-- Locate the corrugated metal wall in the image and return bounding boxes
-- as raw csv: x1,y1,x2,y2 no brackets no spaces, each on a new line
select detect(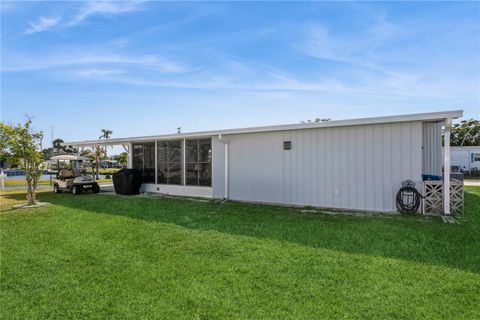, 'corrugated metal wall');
218,121,423,212
422,122,443,175
212,136,225,199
